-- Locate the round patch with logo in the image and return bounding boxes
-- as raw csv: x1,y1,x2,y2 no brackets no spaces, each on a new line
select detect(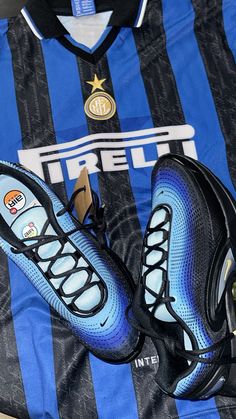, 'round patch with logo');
22,222,38,239
84,92,116,121
4,190,26,214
